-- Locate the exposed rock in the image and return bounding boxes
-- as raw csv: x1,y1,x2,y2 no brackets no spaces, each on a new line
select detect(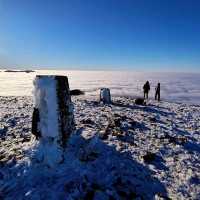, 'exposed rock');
149,117,157,122
143,152,156,163
81,118,95,125
0,126,8,136
135,98,146,105
70,89,85,96
164,134,188,145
